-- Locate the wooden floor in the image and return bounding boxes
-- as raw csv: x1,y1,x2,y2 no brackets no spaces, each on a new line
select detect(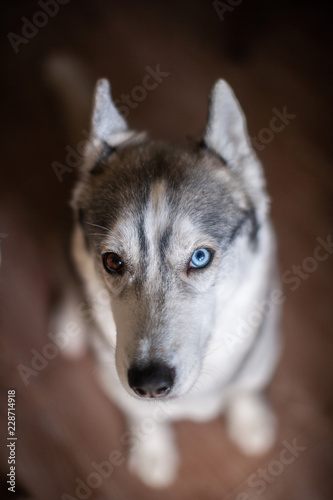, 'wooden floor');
1,1,333,498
